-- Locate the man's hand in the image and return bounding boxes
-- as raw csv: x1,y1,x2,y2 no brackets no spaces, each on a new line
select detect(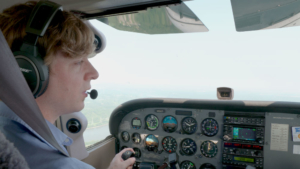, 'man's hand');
108,148,136,169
